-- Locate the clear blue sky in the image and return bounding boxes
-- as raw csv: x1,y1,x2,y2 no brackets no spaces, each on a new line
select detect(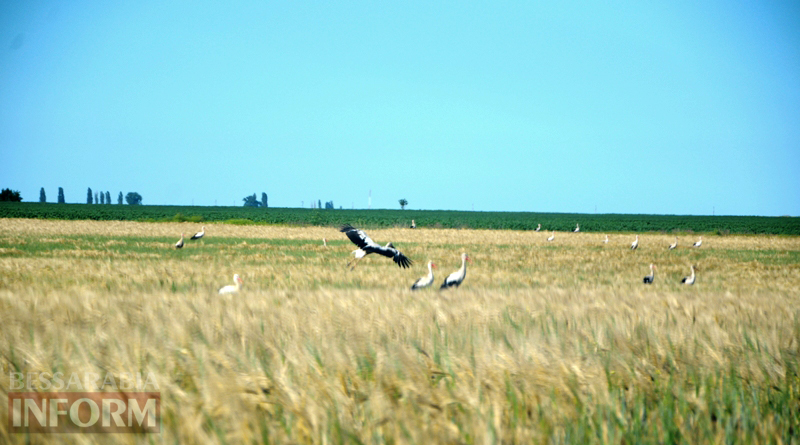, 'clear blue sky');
1,1,798,215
